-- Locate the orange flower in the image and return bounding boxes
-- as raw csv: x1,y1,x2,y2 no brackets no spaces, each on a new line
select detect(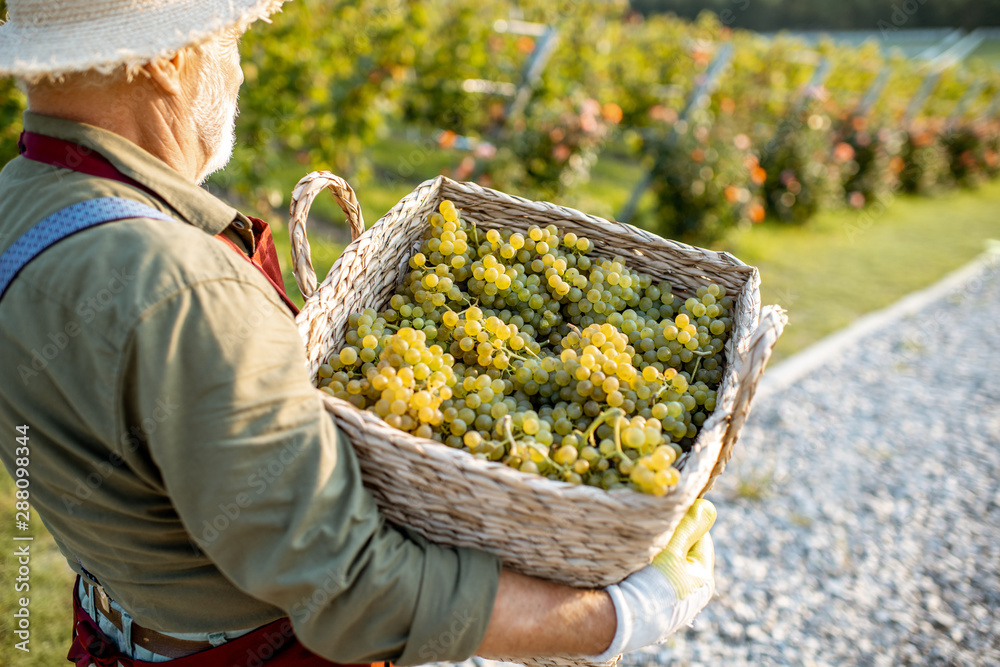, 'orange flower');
552,144,572,162
516,36,535,54
833,142,855,162
751,166,767,185
748,202,765,223
438,130,457,149
725,185,740,203
720,98,736,115
602,102,623,124
691,148,705,163
649,105,678,124
889,156,905,173
454,156,476,180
